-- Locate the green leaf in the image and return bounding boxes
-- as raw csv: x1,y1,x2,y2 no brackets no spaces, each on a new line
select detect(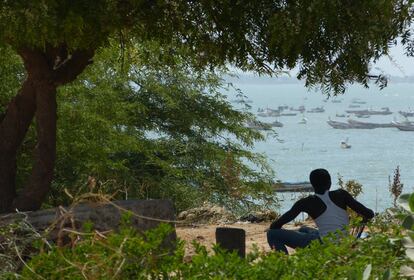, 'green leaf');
400,265,414,277
402,237,414,249
362,264,372,280
402,215,414,230
409,193,414,212
398,194,411,211
405,248,414,261
399,194,410,201
382,269,391,280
